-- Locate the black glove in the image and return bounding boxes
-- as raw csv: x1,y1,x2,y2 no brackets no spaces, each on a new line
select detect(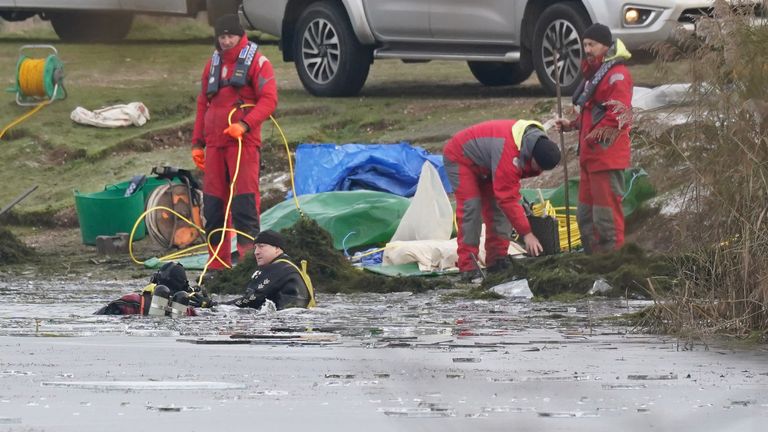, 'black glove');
188,291,216,308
